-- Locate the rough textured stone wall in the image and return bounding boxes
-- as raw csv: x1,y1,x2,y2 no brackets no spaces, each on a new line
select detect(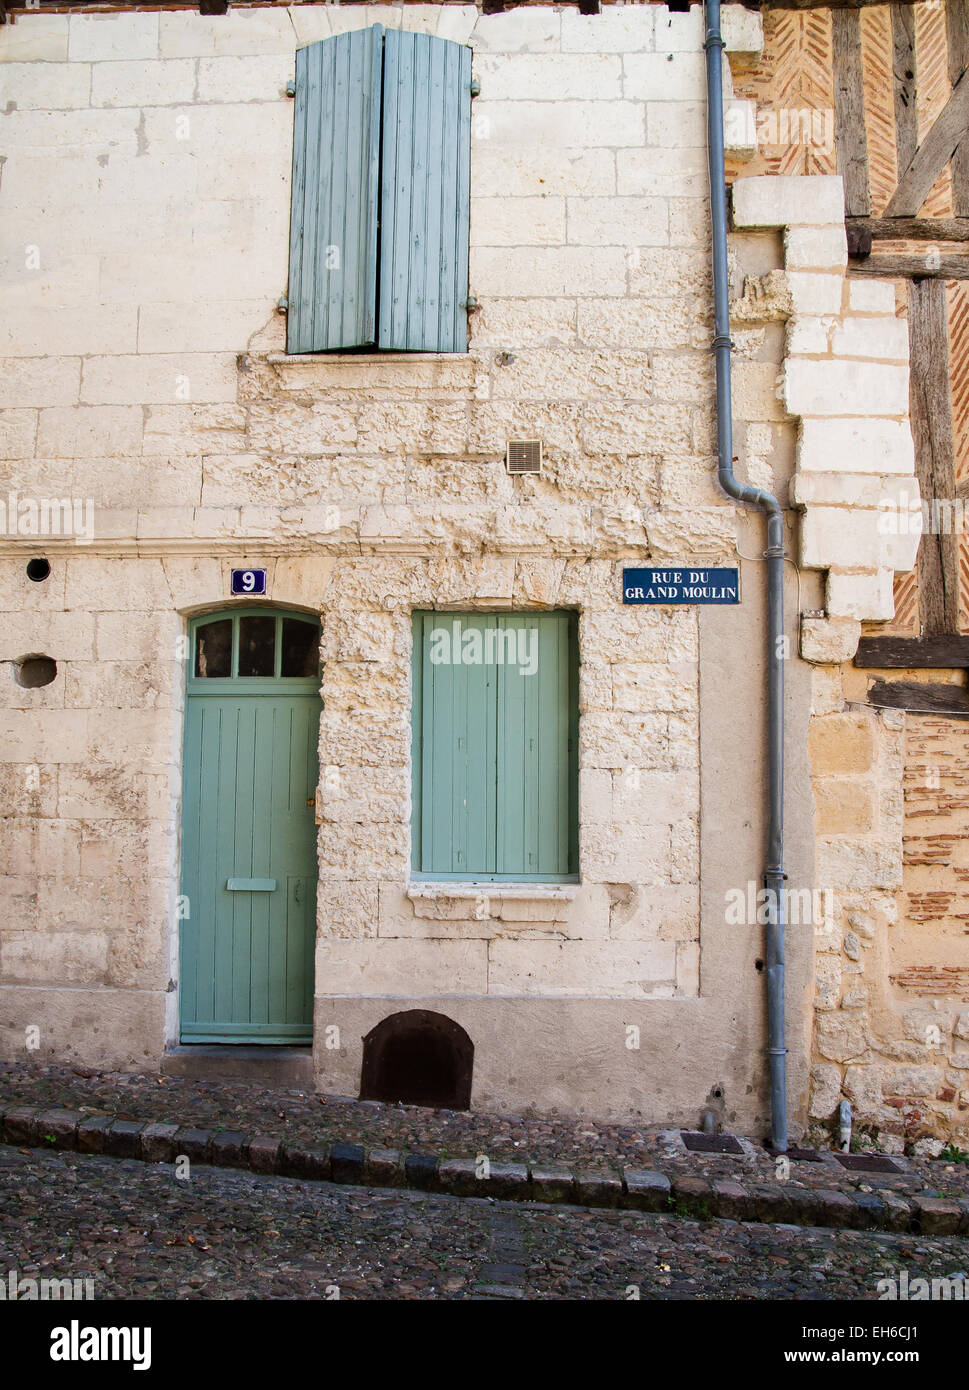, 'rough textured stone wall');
724,173,969,1148
806,659,969,1152
727,165,969,1152
315,553,699,998
0,3,759,1069
0,3,920,1126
